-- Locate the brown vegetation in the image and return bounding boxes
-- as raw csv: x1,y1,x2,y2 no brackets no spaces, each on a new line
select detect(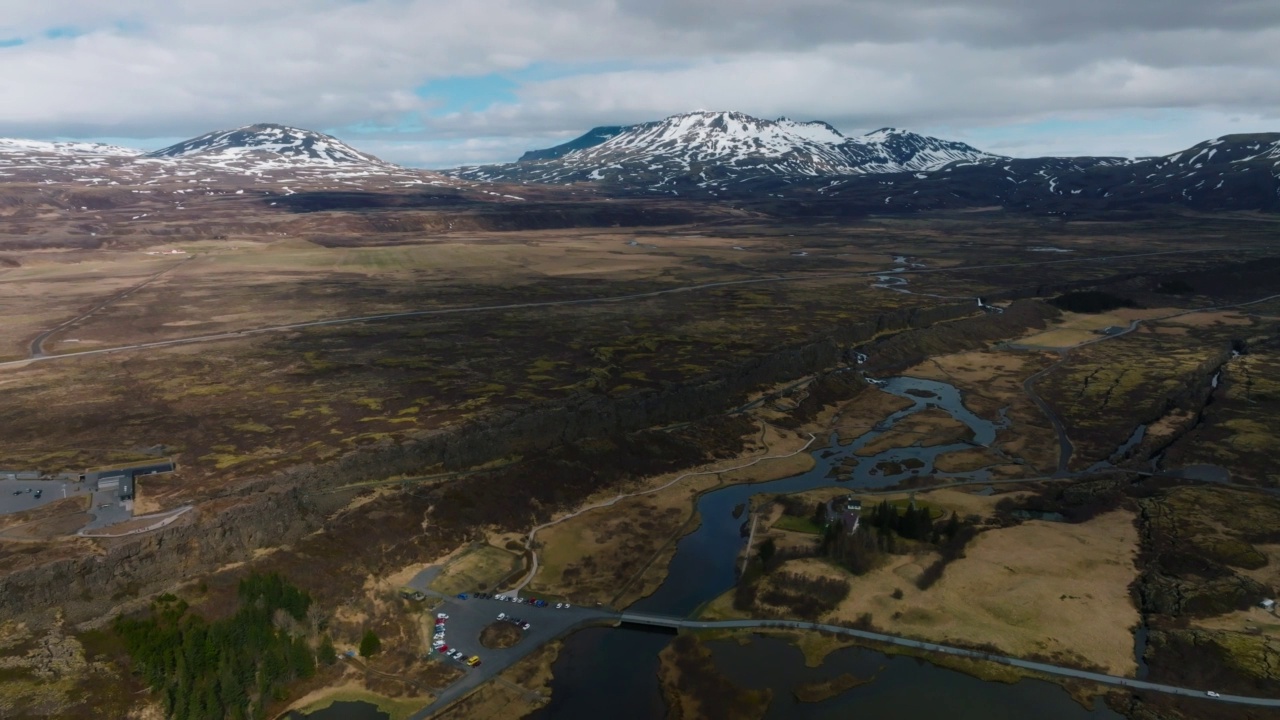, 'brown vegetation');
657,634,772,720
479,622,523,650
